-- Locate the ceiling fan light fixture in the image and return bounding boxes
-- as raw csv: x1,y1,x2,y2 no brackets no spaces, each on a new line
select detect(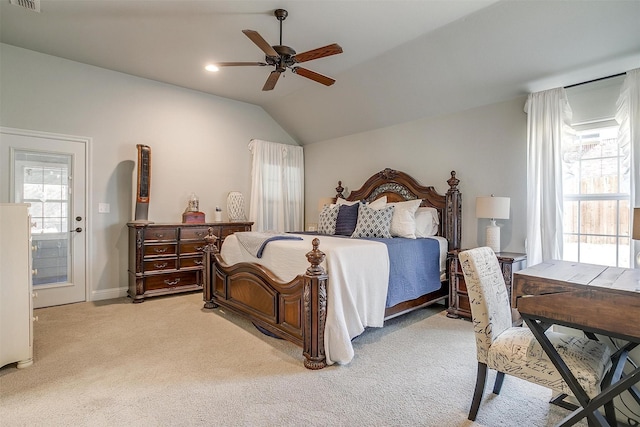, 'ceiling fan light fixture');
214,9,342,91
205,64,220,72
